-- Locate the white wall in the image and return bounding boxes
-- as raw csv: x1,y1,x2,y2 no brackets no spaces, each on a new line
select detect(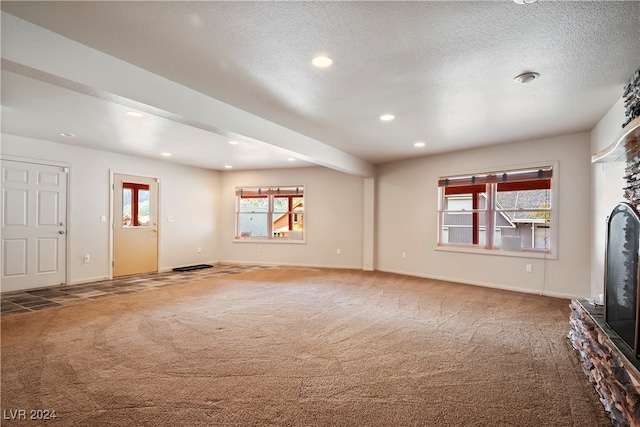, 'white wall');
590,98,627,297
219,167,364,269
1,134,220,284
376,133,592,299
3,108,626,298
